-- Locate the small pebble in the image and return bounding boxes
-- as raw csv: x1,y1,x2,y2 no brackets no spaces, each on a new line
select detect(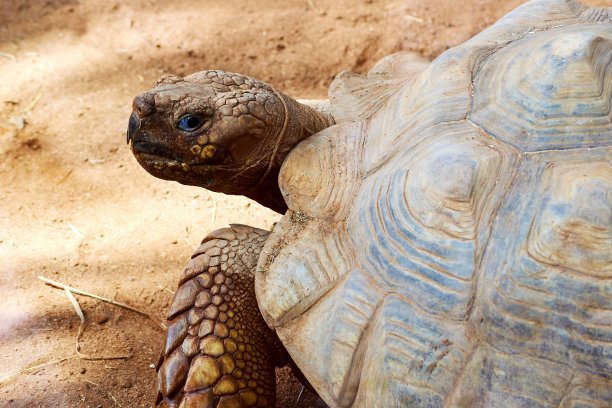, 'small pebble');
118,378,133,388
